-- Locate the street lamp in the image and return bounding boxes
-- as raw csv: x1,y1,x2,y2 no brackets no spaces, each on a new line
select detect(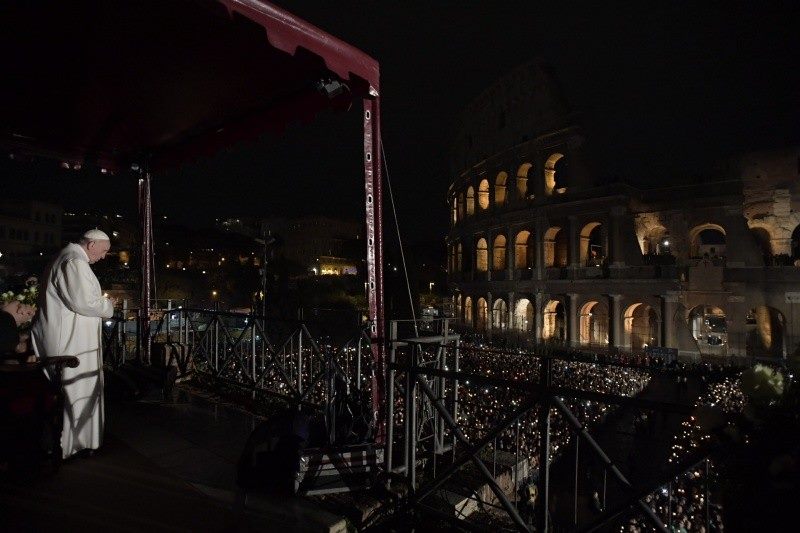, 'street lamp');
429,282,434,292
